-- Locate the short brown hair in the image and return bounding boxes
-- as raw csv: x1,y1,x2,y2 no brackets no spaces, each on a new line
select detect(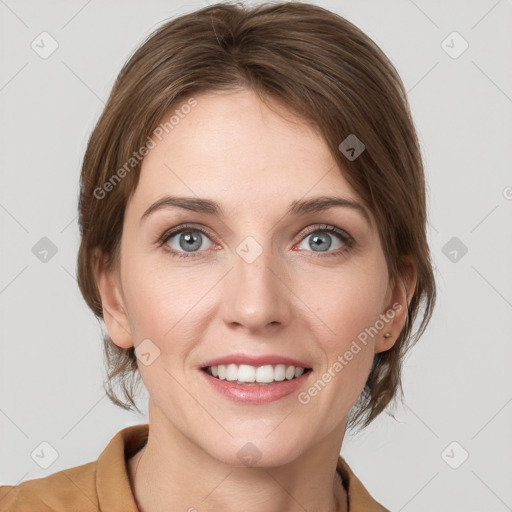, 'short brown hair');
77,1,437,430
